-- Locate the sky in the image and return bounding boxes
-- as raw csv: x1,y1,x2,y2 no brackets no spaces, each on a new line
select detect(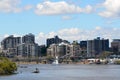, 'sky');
0,0,120,45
